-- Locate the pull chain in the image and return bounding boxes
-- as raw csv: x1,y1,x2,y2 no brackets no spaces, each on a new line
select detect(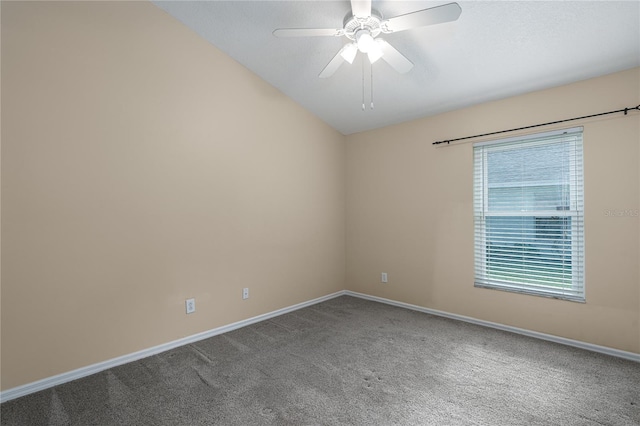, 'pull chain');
370,62,374,110
361,56,365,111
360,56,375,111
